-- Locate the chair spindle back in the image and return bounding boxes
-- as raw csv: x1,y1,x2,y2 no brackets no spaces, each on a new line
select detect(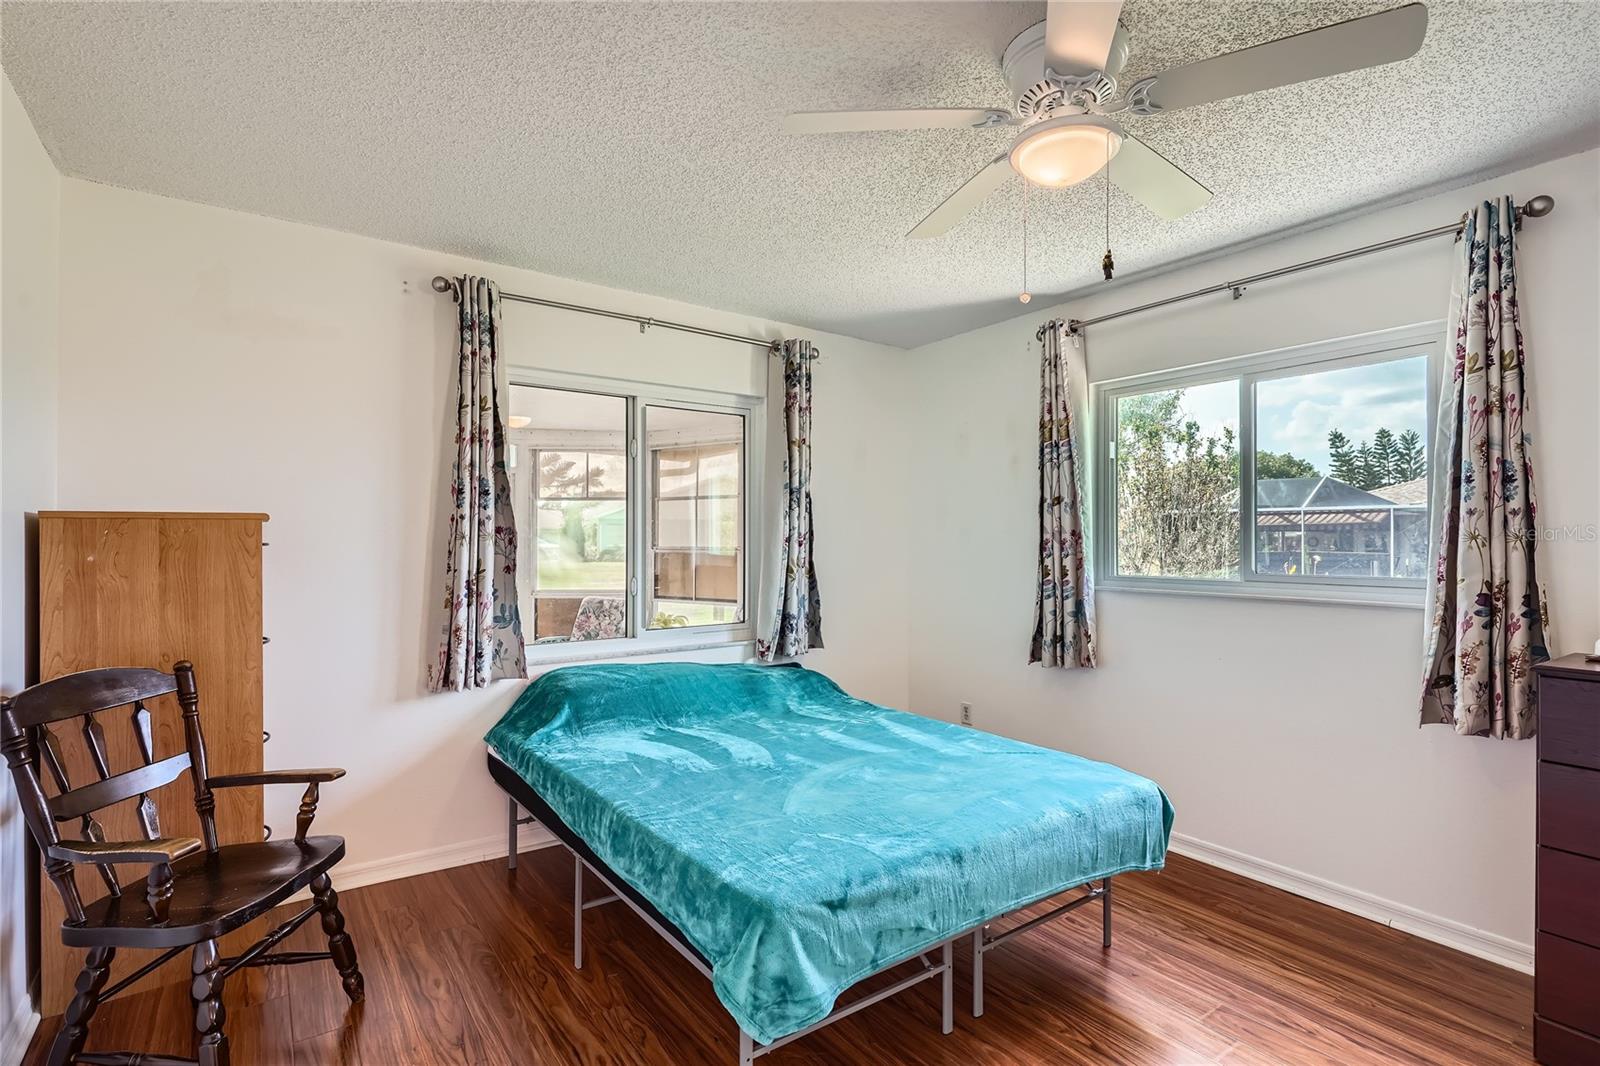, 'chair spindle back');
0,661,220,925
